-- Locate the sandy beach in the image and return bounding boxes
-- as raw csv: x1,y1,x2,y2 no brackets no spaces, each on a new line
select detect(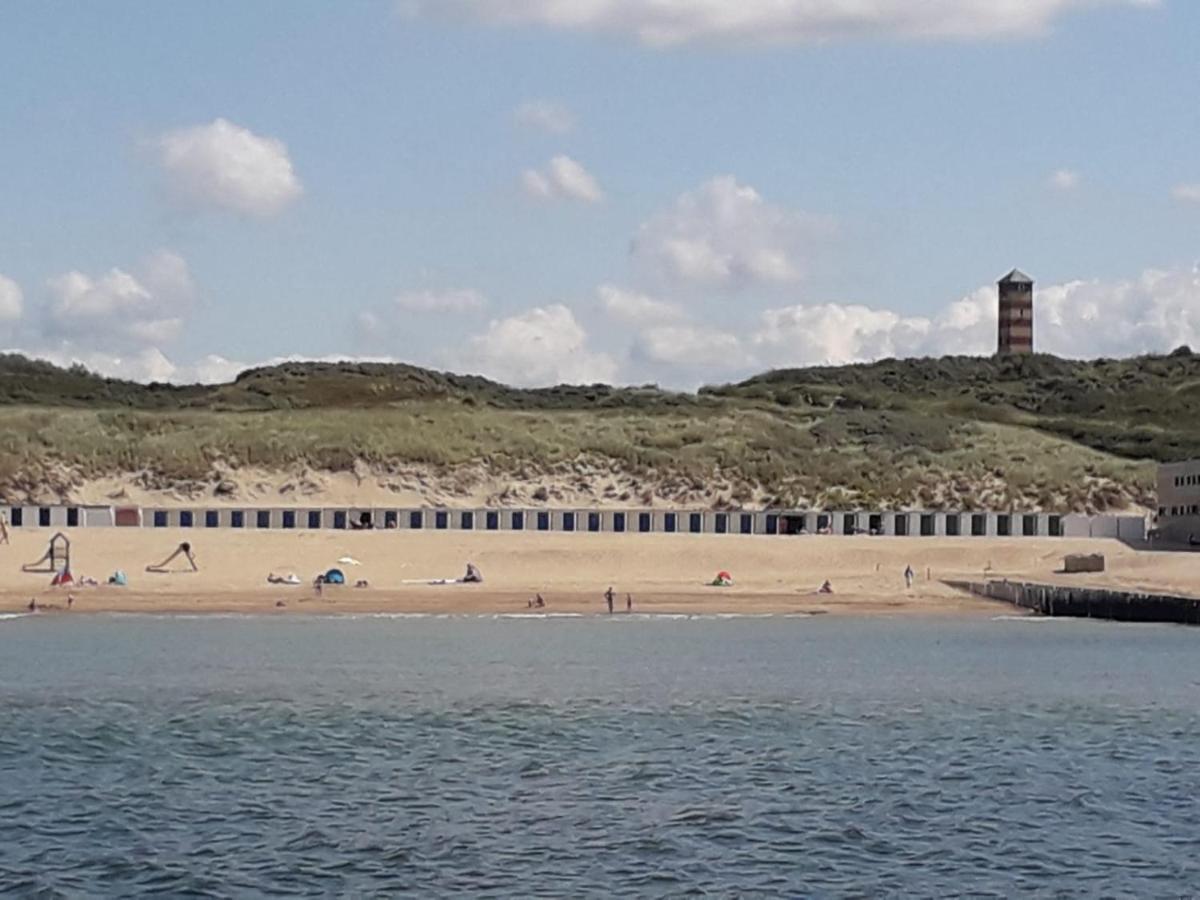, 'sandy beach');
3,528,1197,618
